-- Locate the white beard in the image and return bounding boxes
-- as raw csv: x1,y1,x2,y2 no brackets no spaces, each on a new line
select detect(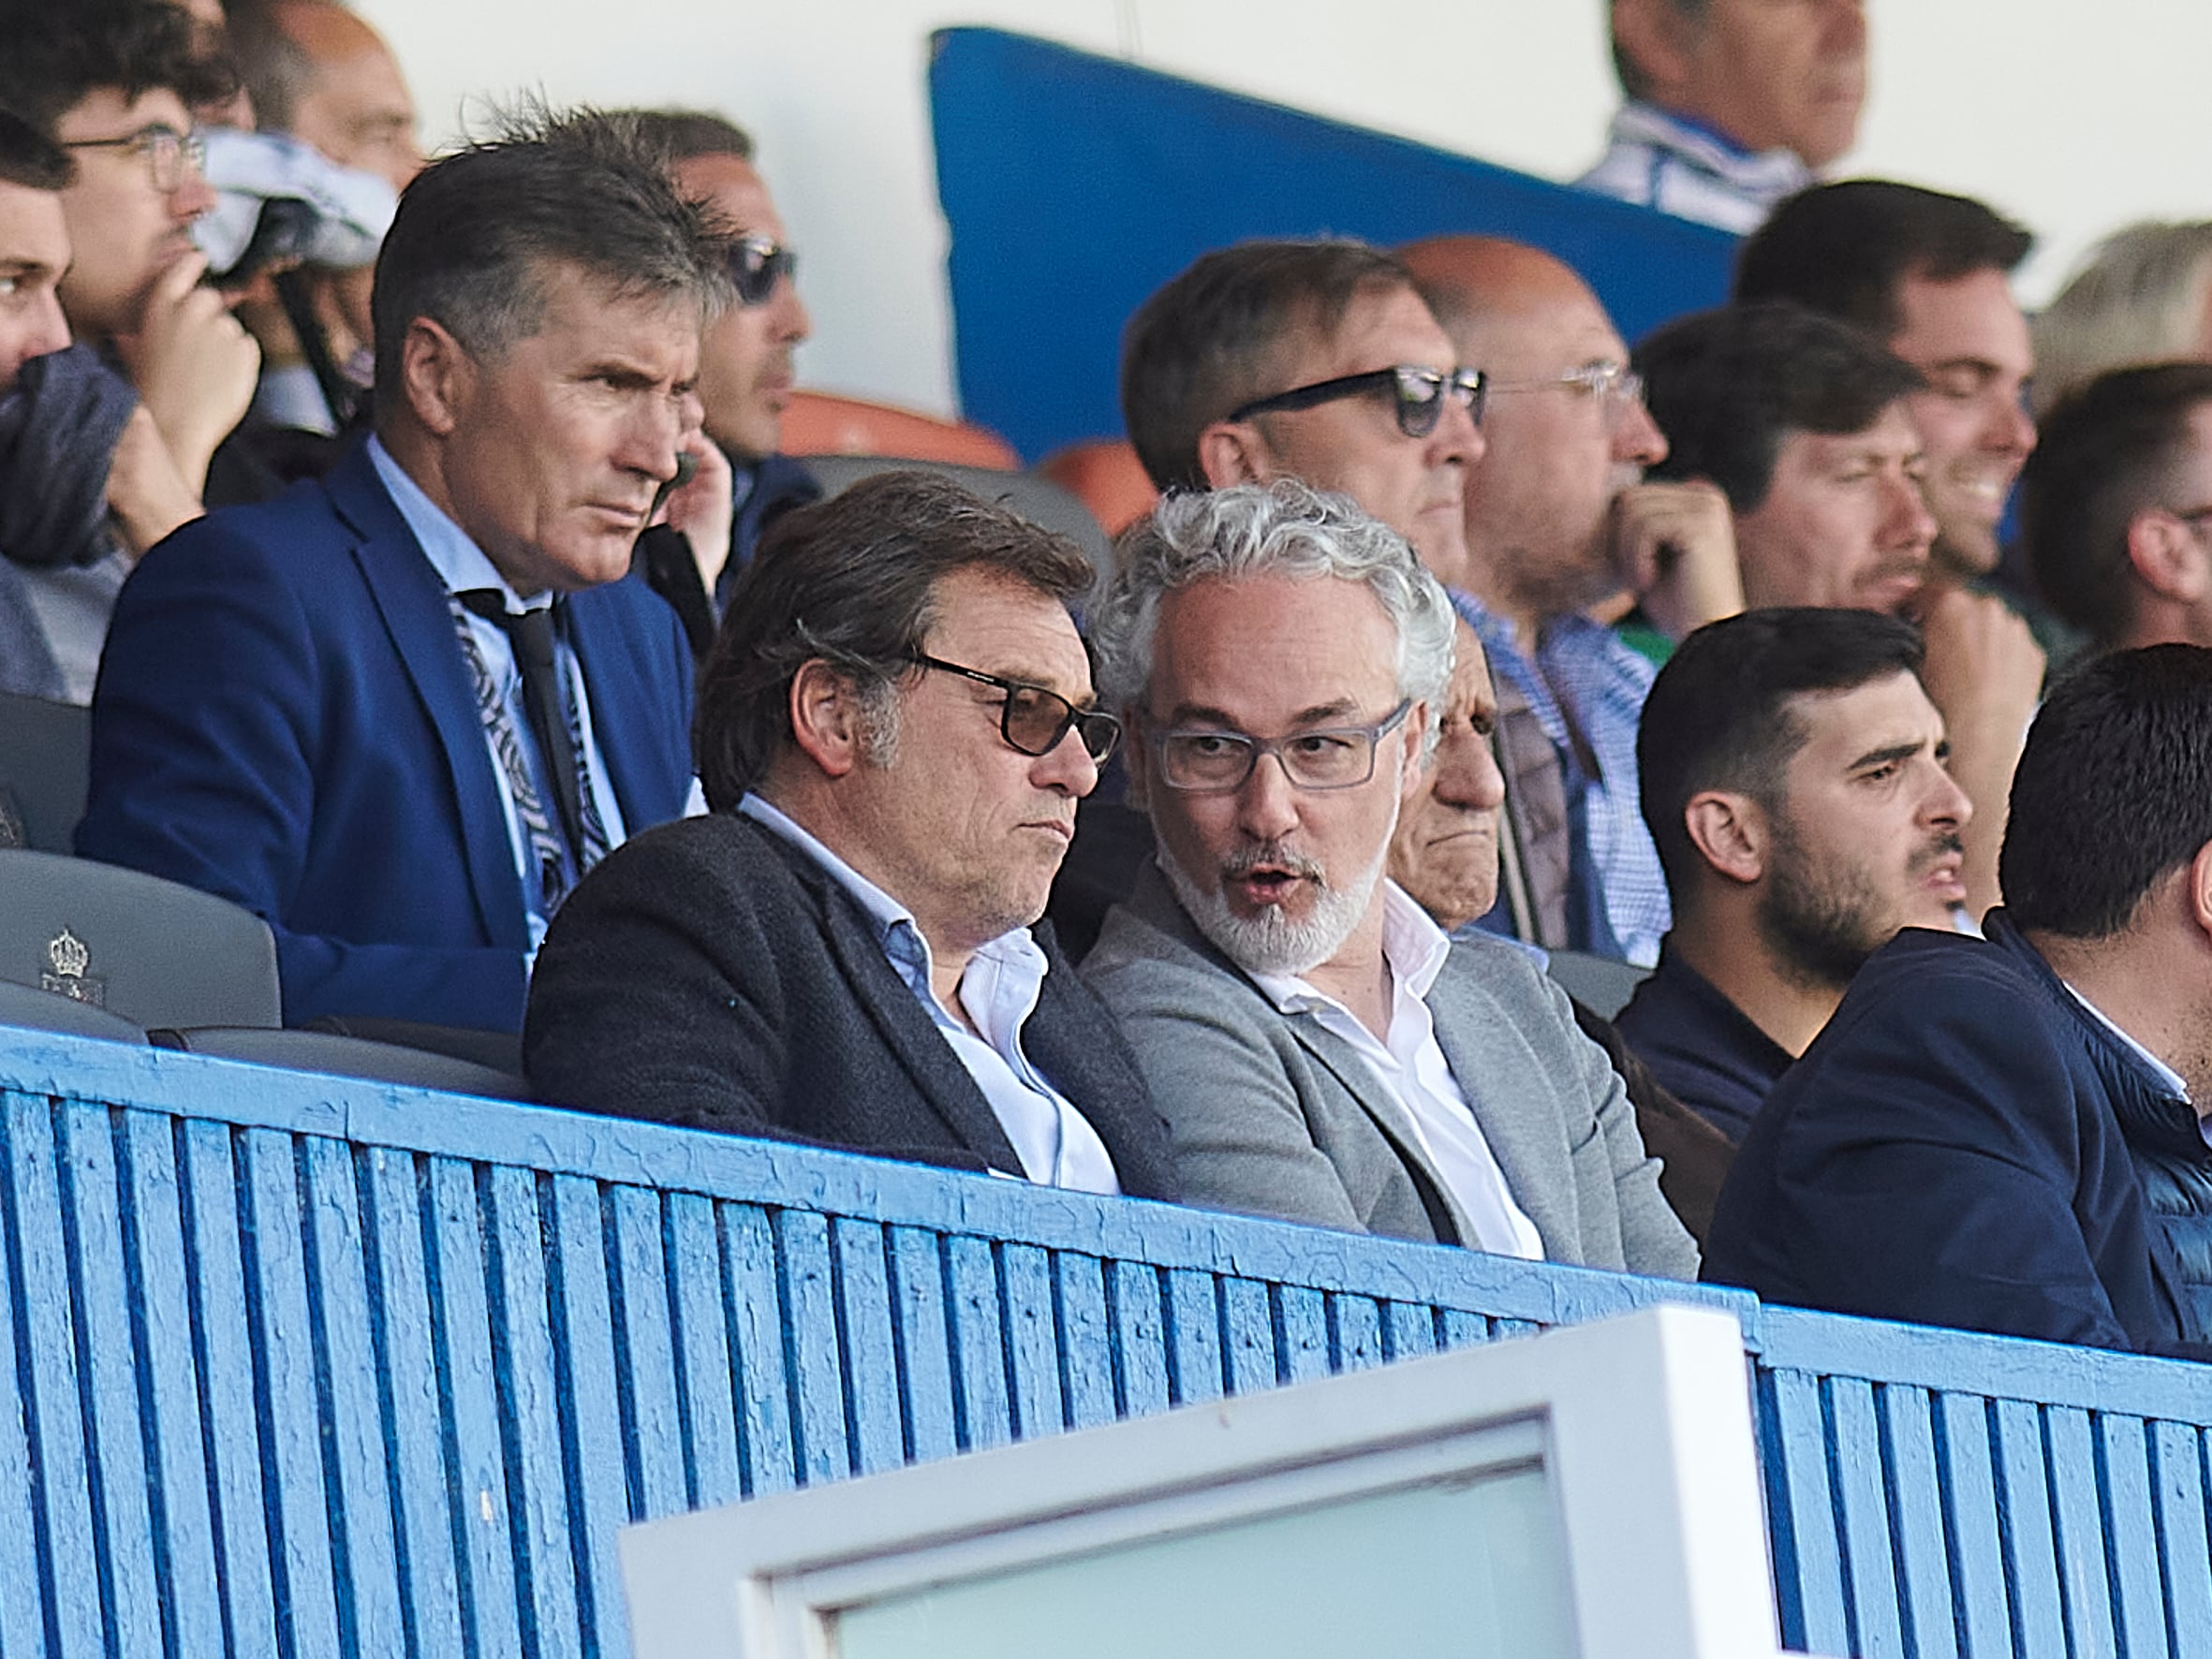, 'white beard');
1158,833,1393,978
